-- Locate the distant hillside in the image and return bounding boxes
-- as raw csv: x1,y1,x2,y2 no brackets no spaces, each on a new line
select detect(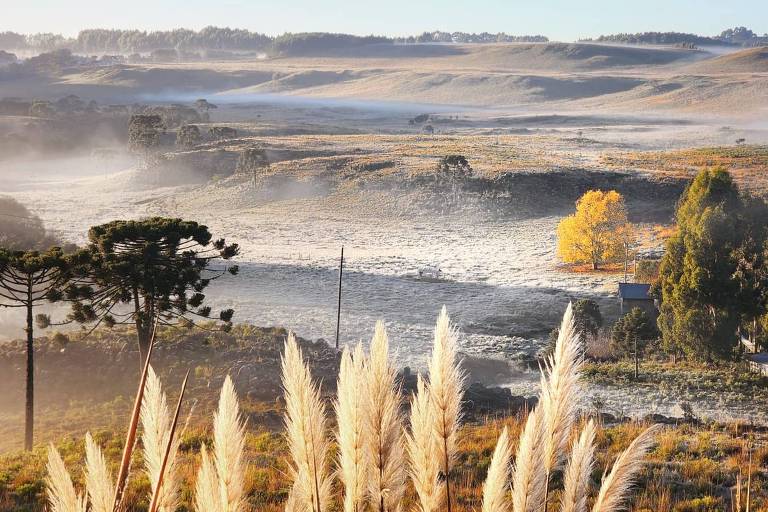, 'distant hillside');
0,28,548,56
584,26,768,48
451,42,702,70
683,46,768,73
